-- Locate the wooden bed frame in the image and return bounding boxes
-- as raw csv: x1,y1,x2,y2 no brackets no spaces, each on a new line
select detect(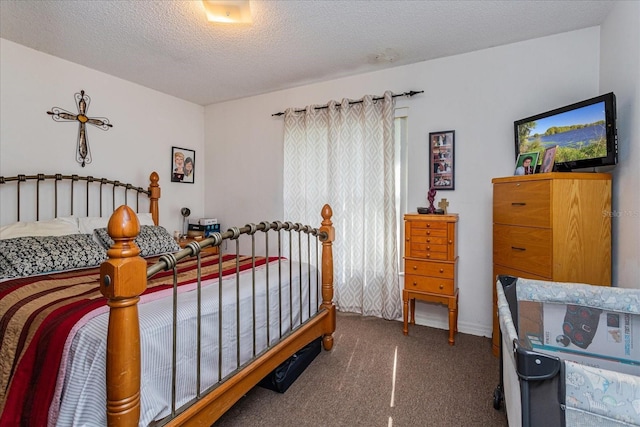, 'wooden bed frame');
0,171,335,426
